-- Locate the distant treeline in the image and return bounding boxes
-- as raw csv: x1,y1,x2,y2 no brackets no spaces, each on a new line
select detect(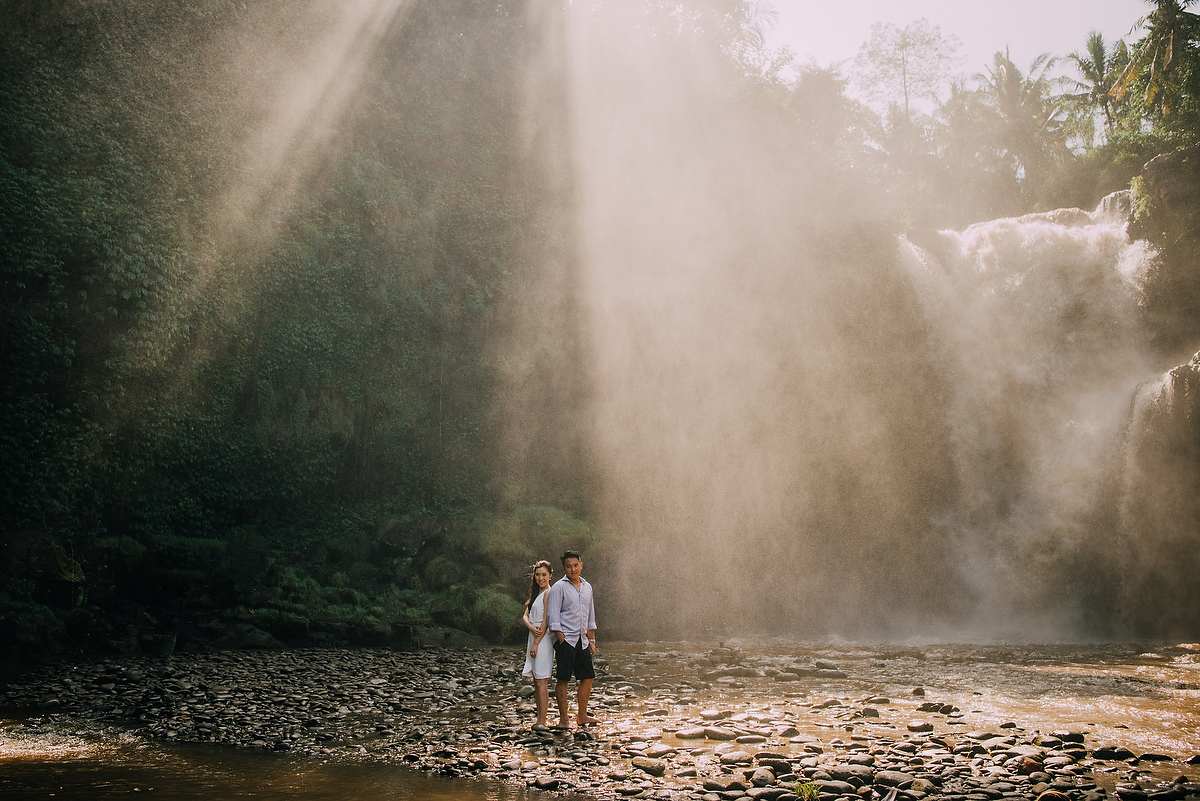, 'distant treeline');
2,0,1199,657
1,0,602,657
